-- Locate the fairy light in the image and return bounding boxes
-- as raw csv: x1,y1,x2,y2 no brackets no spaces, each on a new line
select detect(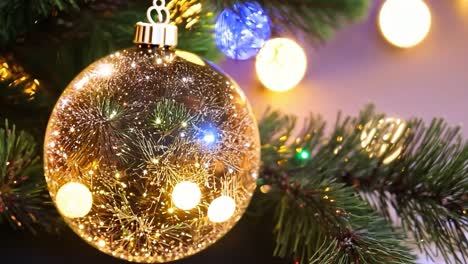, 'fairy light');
379,0,431,48
208,196,236,223
56,182,93,218
298,149,311,160
171,181,202,210
256,38,307,92
203,132,216,144
200,125,219,146
98,240,106,248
